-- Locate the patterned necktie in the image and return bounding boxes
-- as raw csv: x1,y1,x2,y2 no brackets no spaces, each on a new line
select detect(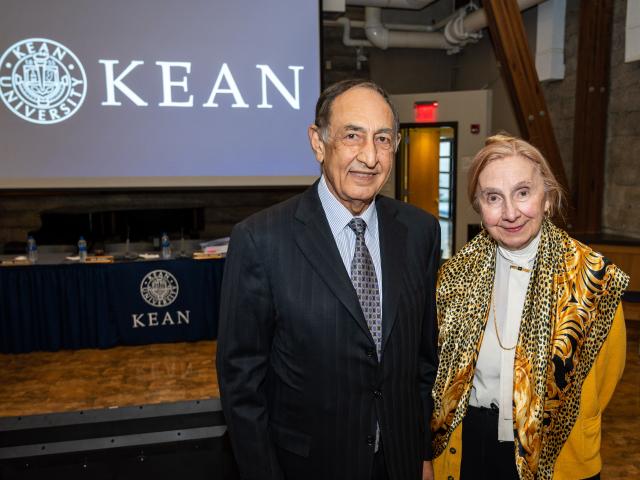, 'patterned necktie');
348,218,382,360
